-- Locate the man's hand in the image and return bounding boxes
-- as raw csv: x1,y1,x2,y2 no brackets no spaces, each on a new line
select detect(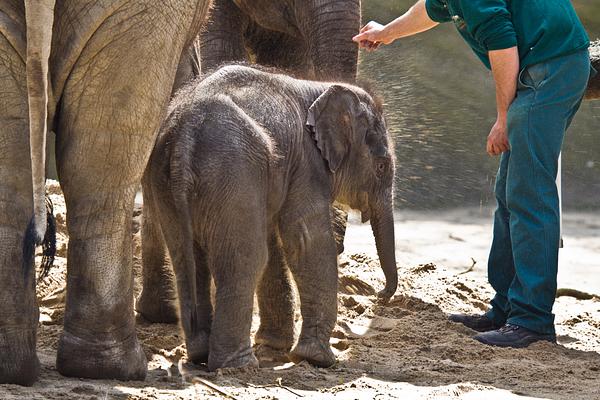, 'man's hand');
352,1,438,52
487,118,510,156
353,21,391,51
